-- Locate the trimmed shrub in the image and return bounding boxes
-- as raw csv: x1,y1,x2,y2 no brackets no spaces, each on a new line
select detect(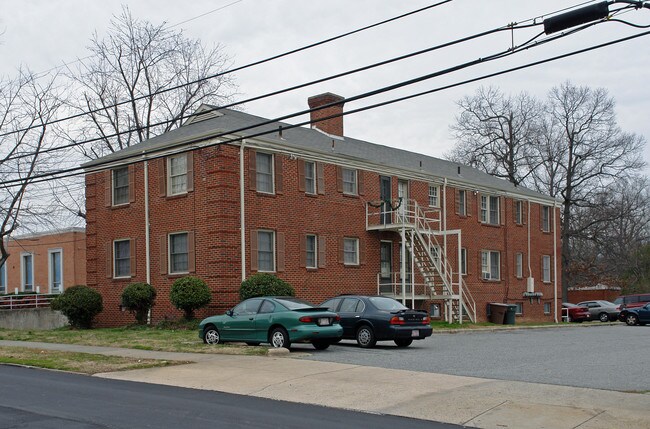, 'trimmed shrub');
121,283,156,325
239,274,295,301
50,285,103,329
169,276,211,320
